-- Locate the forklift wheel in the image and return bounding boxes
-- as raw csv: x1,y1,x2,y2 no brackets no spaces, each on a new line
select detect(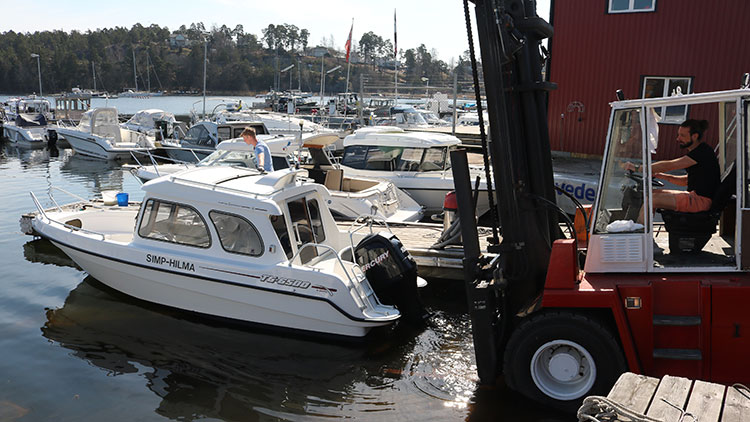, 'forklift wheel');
503,311,626,413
